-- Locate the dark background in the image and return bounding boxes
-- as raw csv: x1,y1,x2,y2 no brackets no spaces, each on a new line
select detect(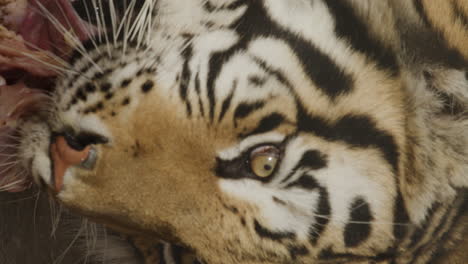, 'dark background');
0,187,89,264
